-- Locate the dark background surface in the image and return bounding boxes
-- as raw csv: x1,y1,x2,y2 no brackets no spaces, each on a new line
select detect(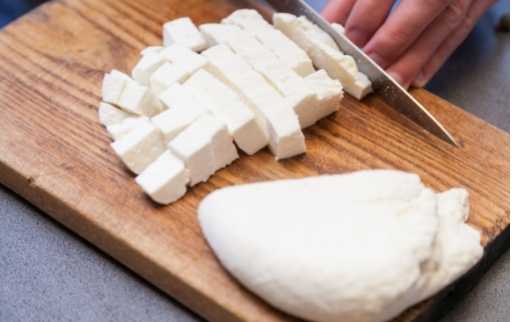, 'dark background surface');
0,1,509,322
